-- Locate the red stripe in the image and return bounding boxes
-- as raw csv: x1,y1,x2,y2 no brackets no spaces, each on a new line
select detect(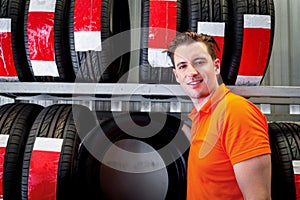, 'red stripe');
74,0,101,32
27,12,55,61
214,36,224,64
28,150,60,200
238,27,271,76
148,0,177,49
0,32,17,76
295,174,300,200
0,147,6,198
